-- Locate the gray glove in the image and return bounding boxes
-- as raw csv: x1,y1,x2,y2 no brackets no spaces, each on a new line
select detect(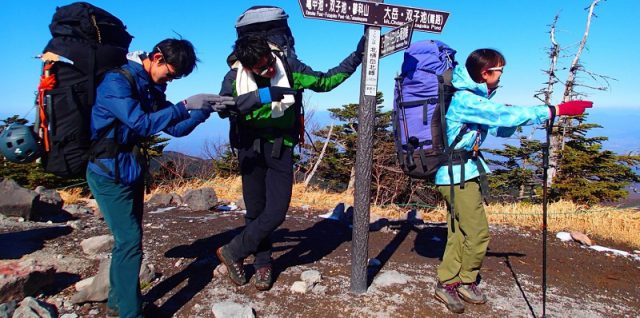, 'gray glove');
182,94,229,110
211,97,236,112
